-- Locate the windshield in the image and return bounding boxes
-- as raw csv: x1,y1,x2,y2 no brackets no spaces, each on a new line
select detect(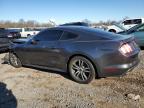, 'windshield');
113,23,126,31
126,23,144,33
